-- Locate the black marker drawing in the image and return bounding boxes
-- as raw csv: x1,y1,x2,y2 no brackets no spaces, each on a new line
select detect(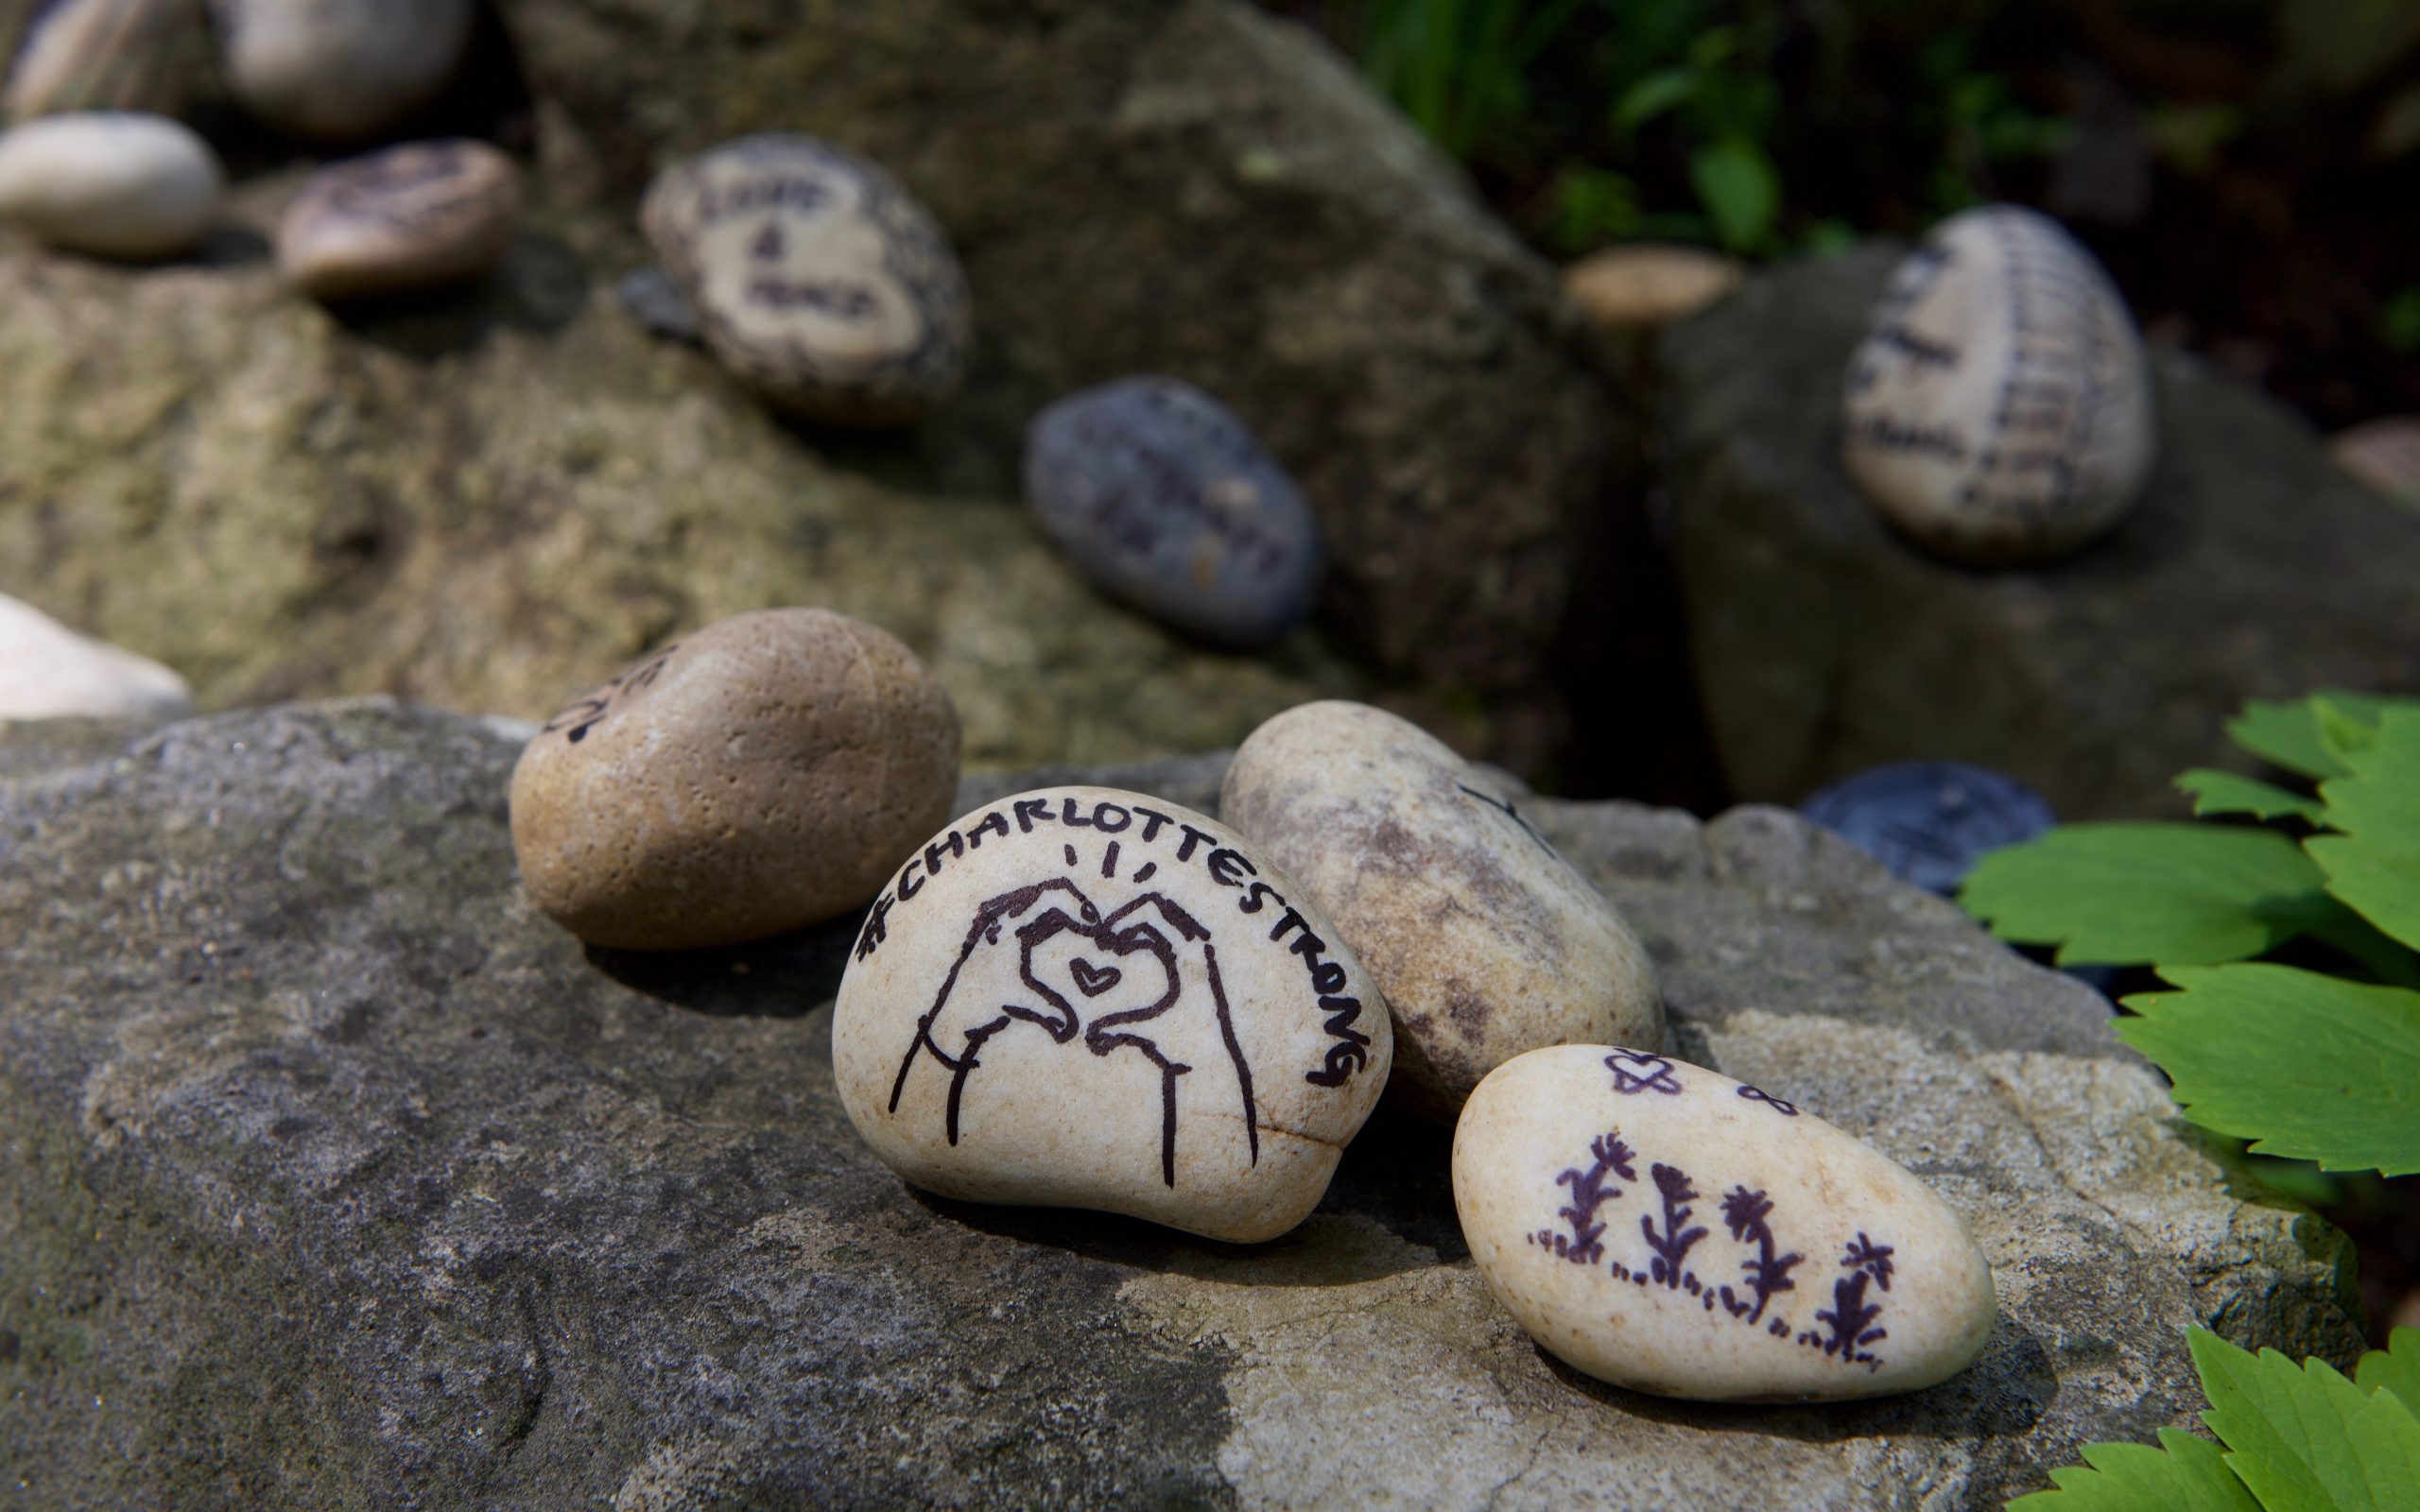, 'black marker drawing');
1530,1131,1635,1264
887,876,1257,1188
1717,1186,1802,1324
1605,1050,1683,1096
1806,1233,1893,1367
1736,1084,1800,1117
1642,1162,1707,1288
1454,782,1558,859
542,644,678,745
